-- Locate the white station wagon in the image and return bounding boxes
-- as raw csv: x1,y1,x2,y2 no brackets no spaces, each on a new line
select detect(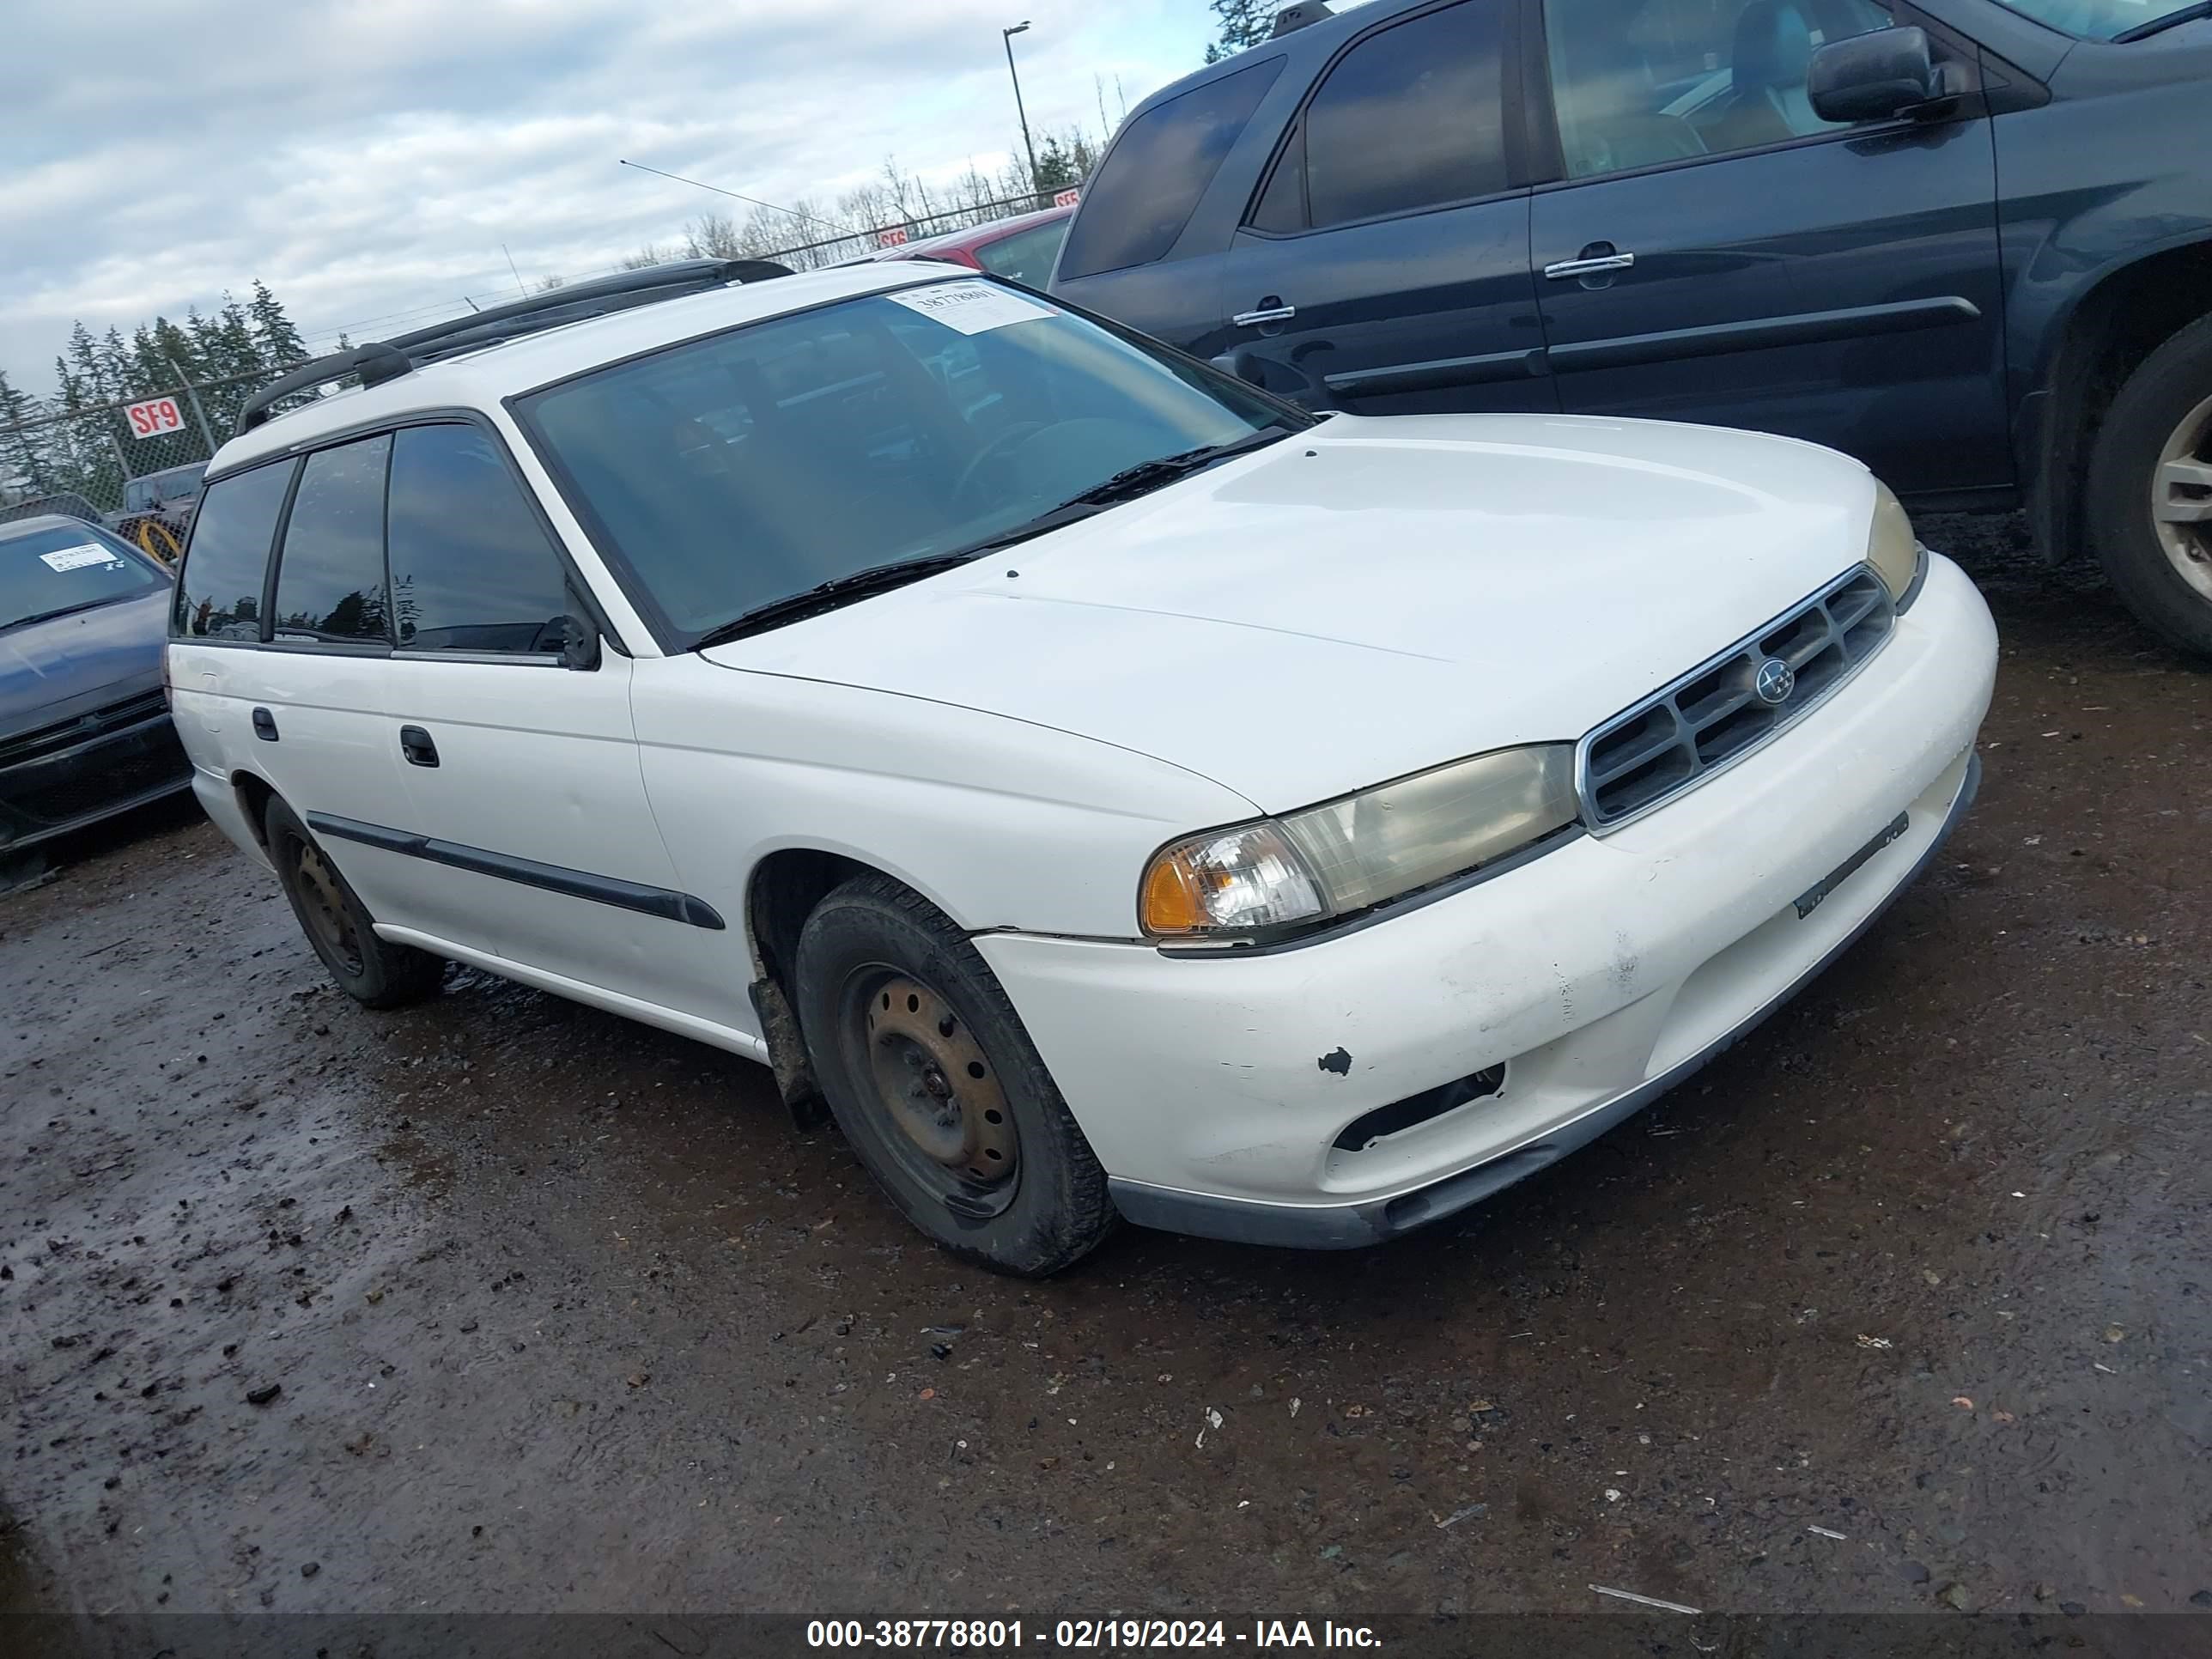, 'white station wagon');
167,258,1997,1275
